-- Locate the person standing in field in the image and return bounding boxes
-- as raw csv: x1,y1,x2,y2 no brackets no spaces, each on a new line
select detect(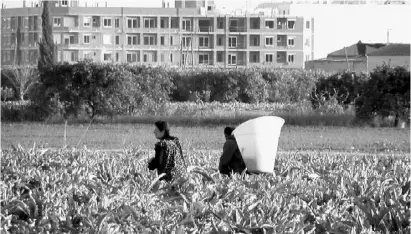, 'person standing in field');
148,120,187,182
218,126,247,176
